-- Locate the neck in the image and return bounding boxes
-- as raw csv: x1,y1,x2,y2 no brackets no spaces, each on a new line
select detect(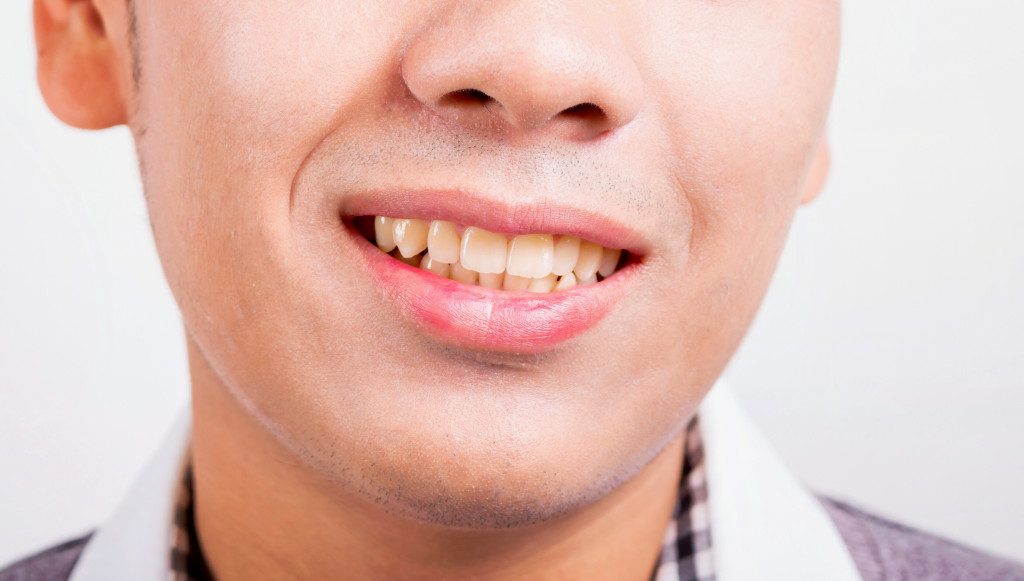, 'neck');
189,347,685,581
